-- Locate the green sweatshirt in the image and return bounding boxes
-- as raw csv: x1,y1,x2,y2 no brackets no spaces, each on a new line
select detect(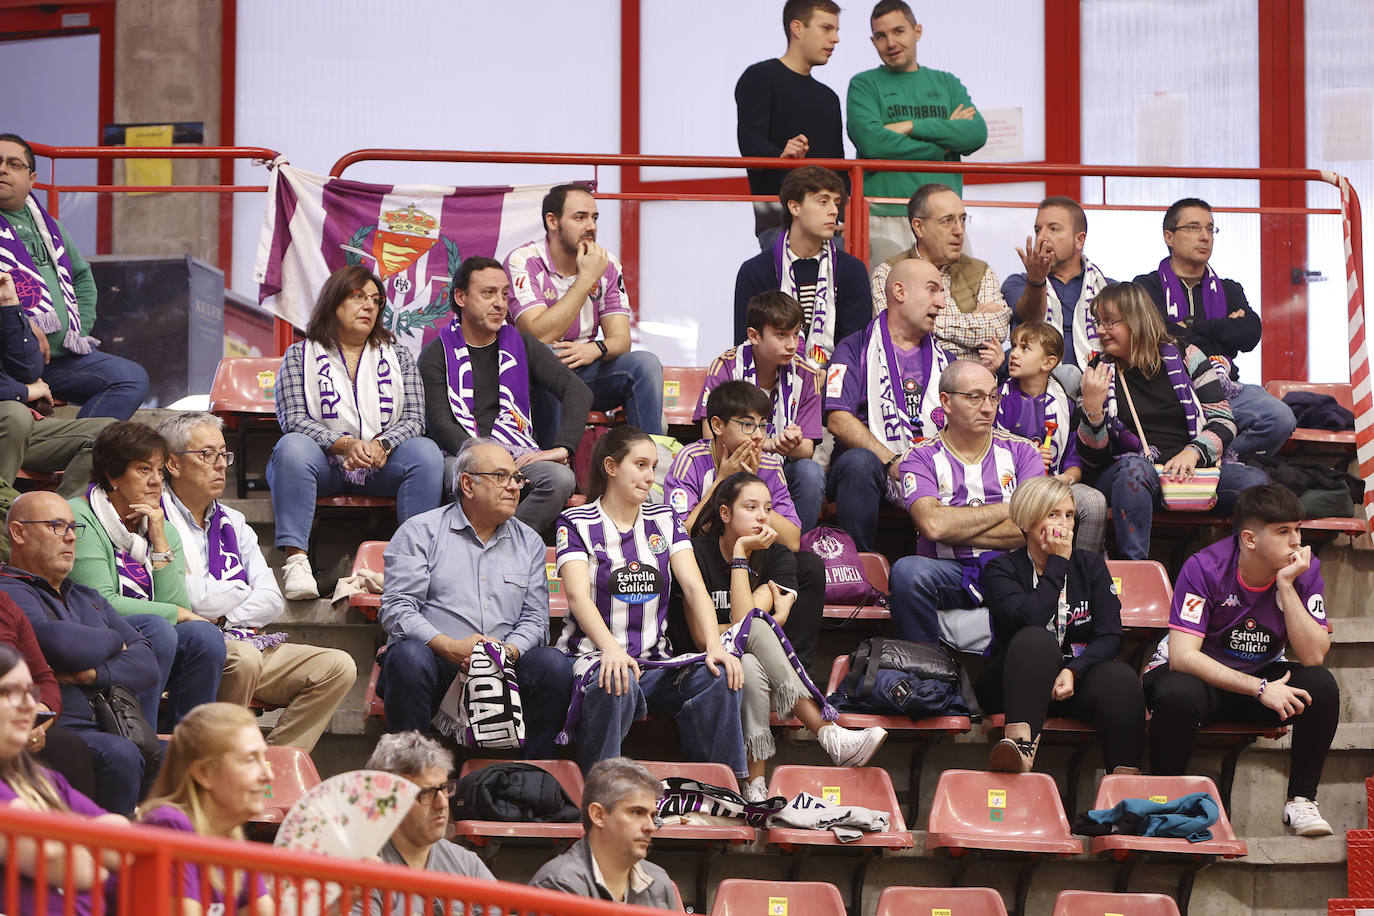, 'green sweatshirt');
0,206,98,359
846,65,987,216
69,495,190,623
